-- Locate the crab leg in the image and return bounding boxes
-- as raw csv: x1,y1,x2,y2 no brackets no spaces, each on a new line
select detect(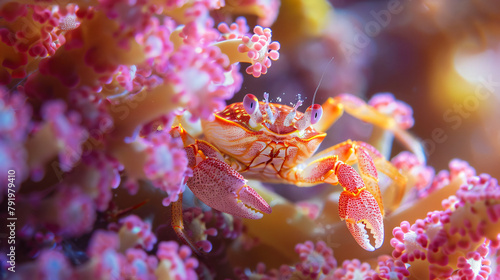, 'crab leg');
286,141,387,251
313,94,425,163
171,126,271,253
311,140,407,211
171,192,204,253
